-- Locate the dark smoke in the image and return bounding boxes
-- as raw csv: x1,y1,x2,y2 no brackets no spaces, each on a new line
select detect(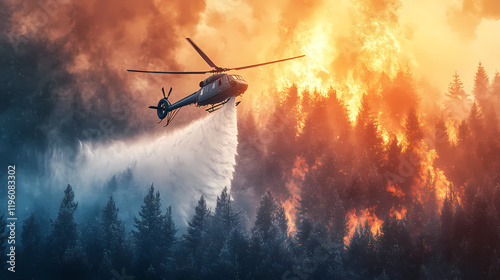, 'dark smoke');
0,0,207,174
